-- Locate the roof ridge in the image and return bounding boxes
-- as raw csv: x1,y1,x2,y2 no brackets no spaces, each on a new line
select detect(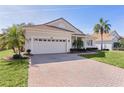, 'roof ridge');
44,17,64,25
